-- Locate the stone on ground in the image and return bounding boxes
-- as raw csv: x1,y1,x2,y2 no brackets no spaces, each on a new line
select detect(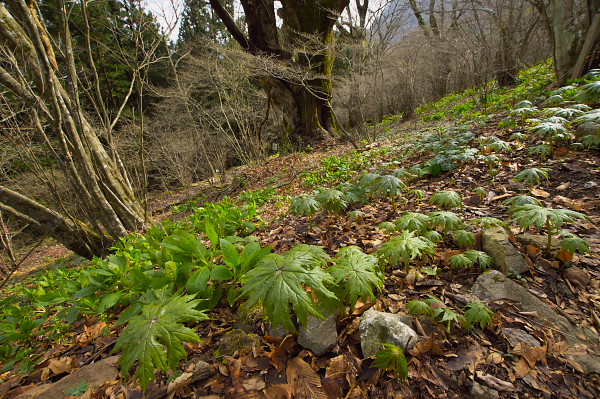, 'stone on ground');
359,309,418,358
298,313,338,357
472,271,600,373
482,227,530,275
